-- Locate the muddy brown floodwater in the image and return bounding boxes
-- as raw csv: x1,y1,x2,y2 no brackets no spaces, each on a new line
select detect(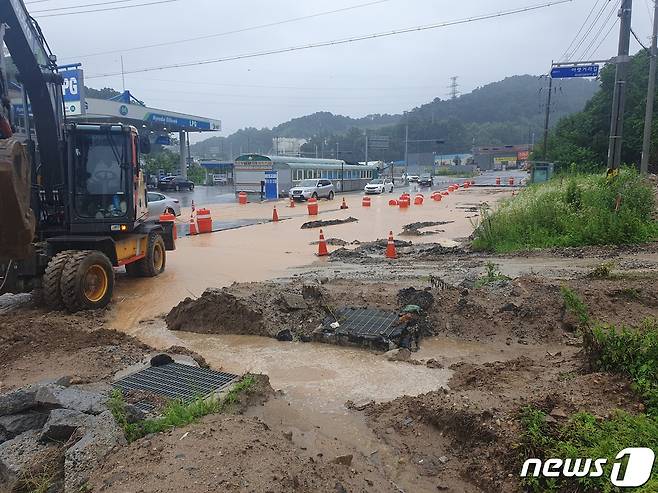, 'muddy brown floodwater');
101,185,522,492
109,187,513,330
